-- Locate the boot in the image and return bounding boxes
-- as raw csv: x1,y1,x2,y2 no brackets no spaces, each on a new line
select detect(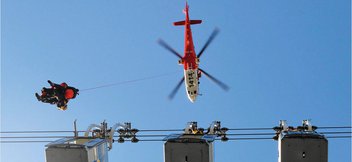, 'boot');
35,93,41,101
47,80,53,86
